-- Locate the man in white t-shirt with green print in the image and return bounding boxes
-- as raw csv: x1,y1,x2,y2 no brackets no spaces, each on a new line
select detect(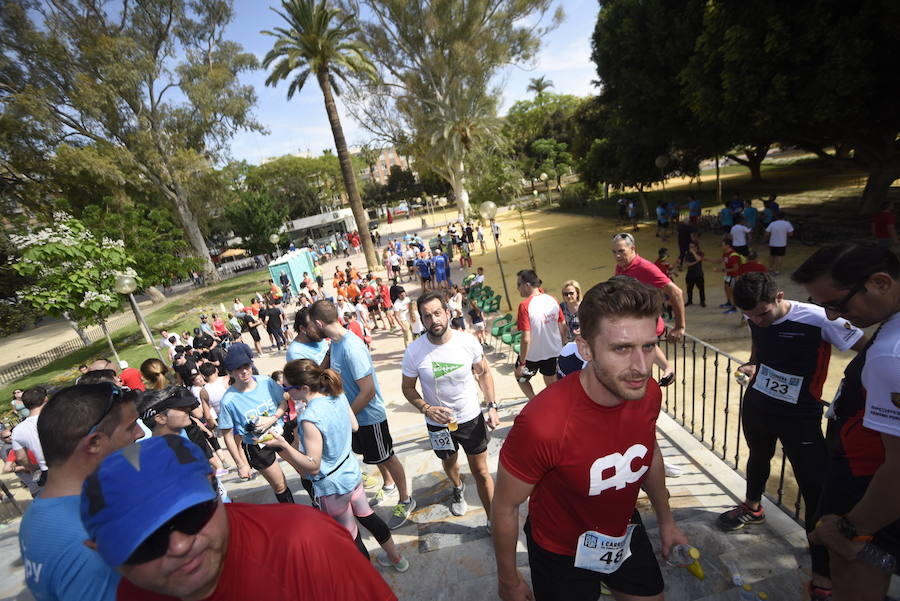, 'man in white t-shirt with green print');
401,291,500,525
